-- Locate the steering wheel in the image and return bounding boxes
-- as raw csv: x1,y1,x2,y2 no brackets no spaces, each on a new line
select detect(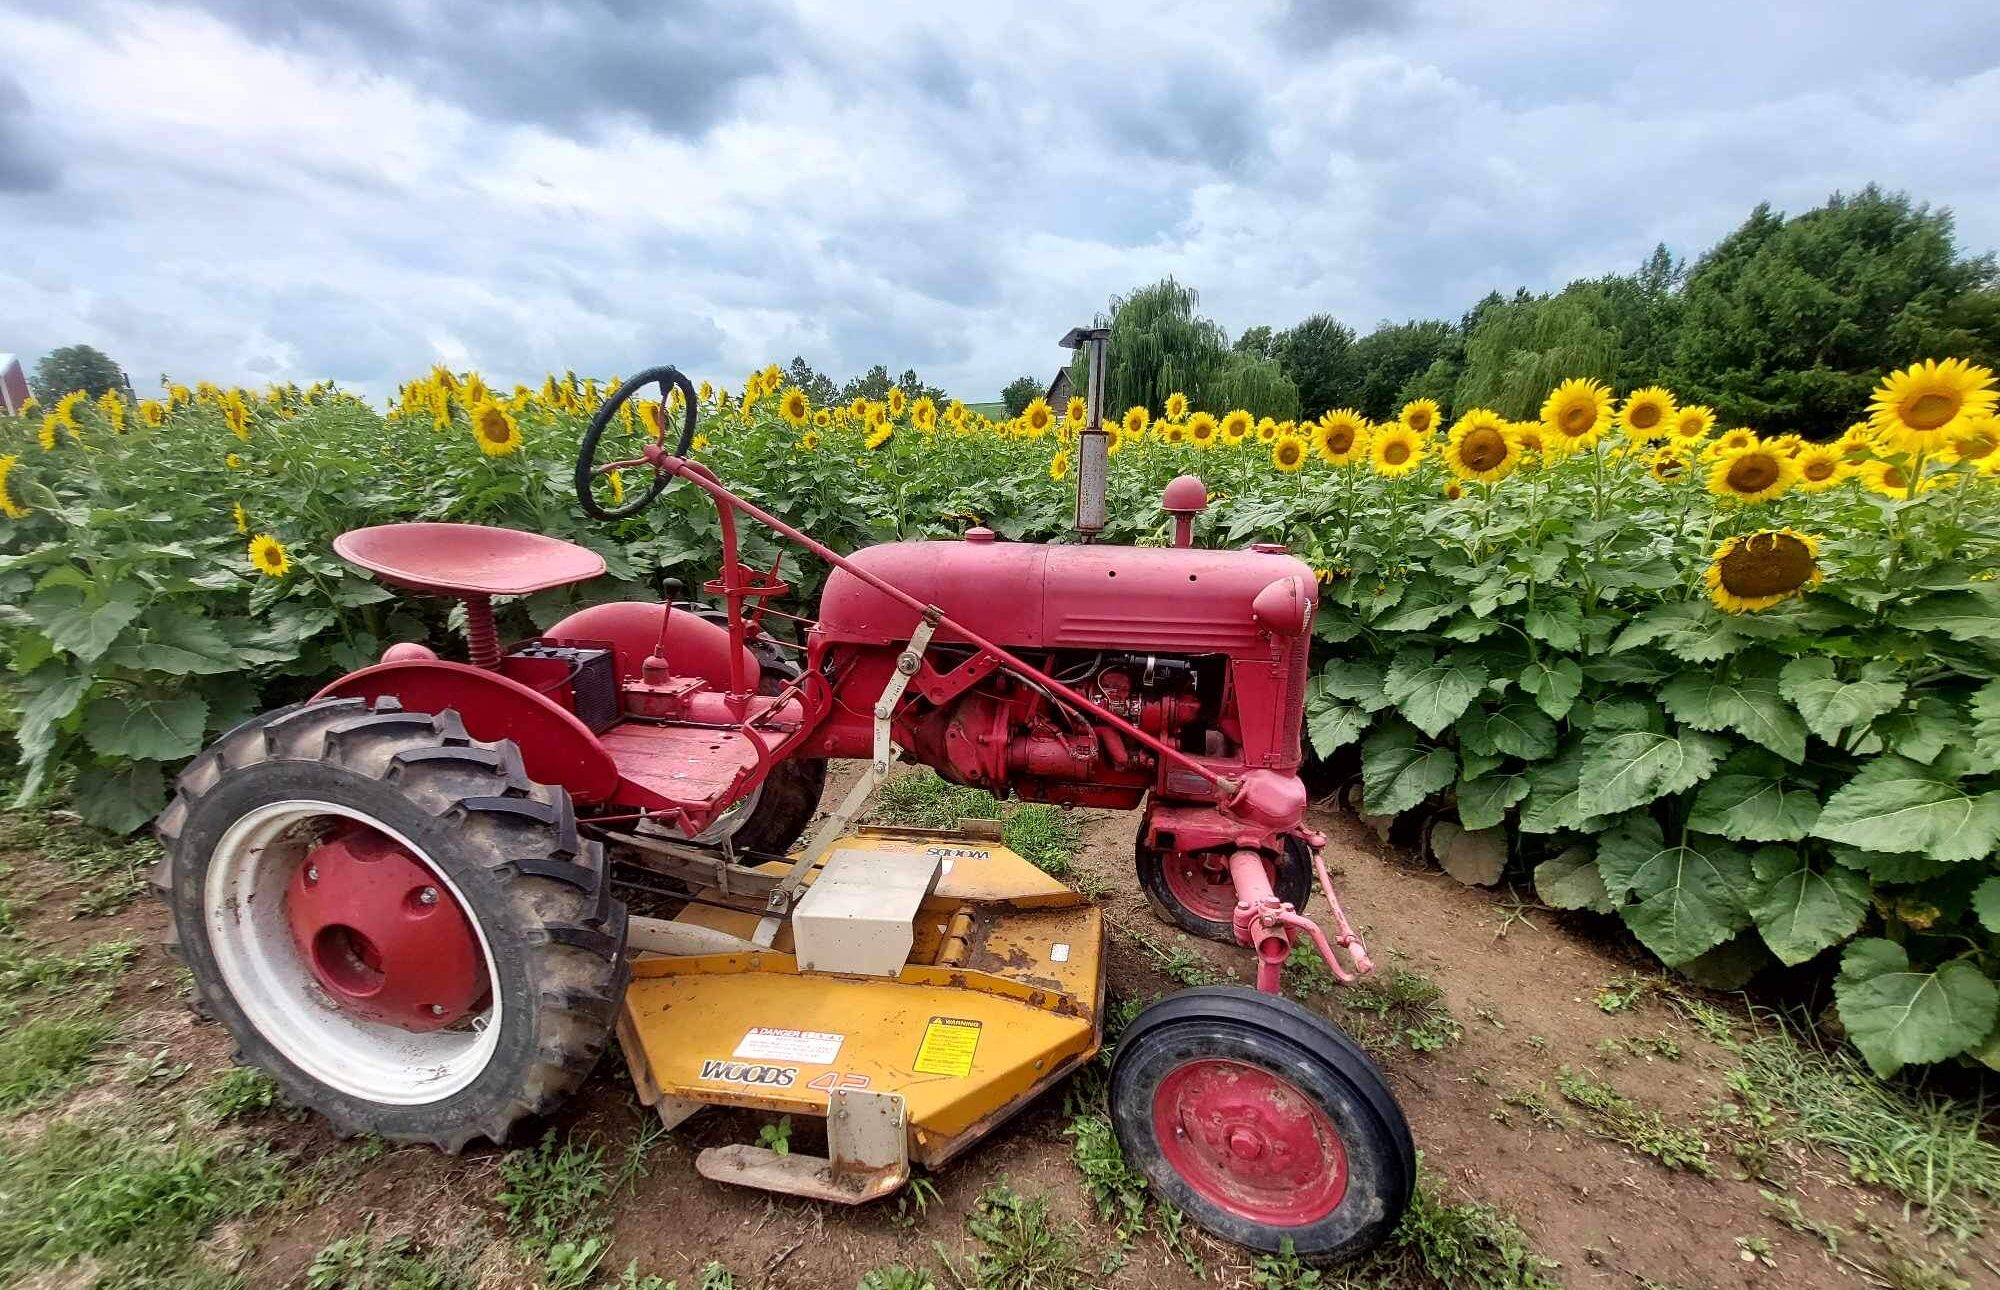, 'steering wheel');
574,365,698,521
